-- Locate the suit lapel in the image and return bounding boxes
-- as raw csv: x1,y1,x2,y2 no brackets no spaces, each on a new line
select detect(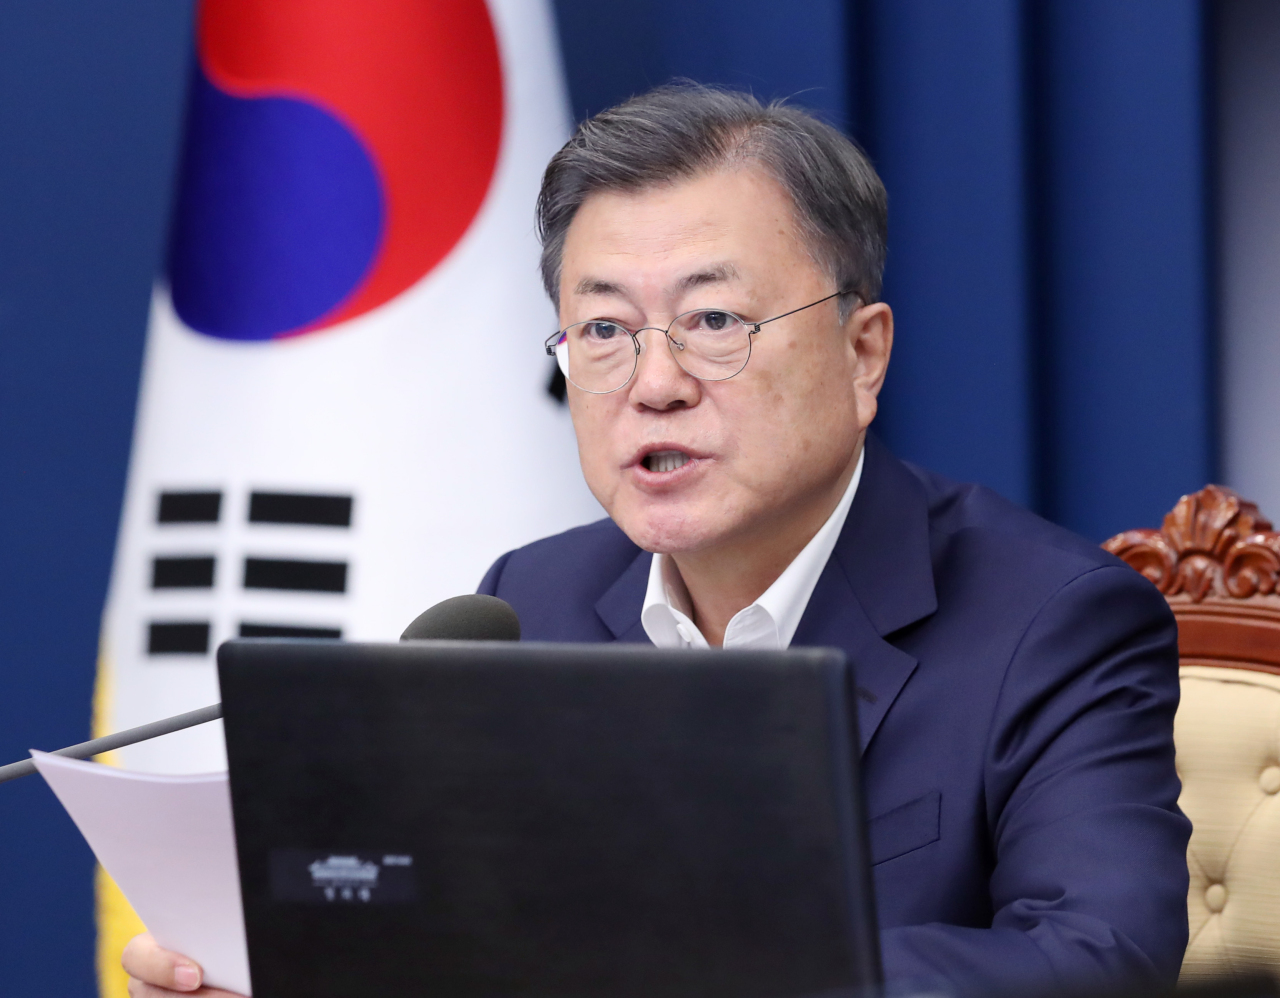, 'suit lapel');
792,432,937,749
594,548,653,643
793,555,920,751
588,432,940,743
834,432,937,635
